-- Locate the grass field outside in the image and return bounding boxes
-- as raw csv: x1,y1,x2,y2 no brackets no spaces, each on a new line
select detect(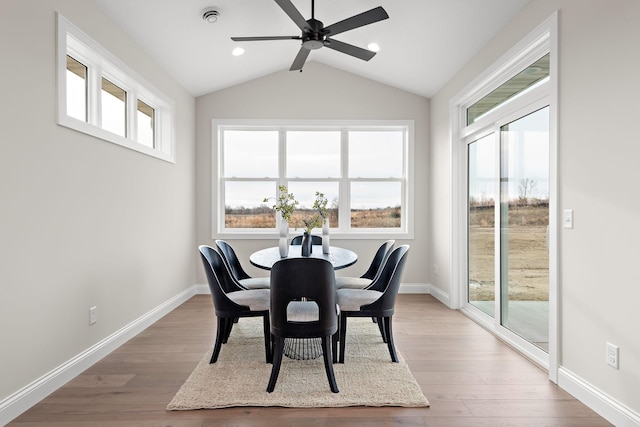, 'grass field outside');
224,206,401,229
469,202,549,302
